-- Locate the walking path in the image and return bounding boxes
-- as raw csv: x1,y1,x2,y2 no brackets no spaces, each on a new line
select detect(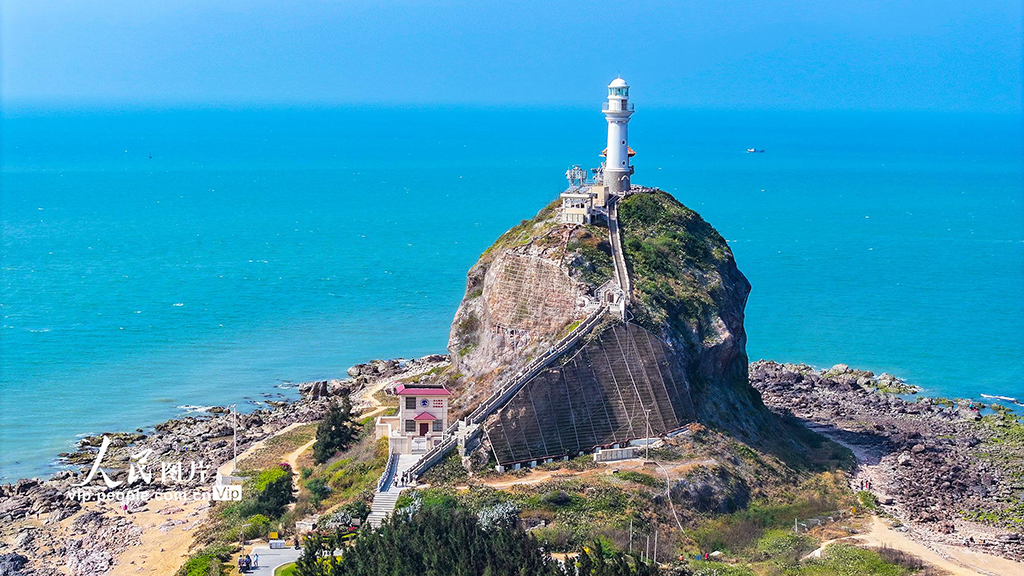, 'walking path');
804,516,1023,576
805,422,1024,576
367,454,419,528
242,544,302,573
